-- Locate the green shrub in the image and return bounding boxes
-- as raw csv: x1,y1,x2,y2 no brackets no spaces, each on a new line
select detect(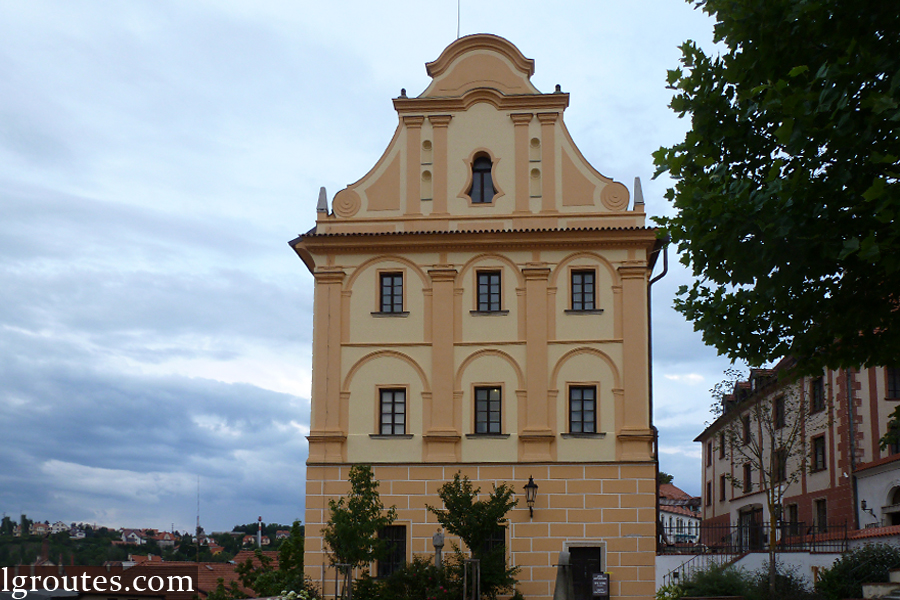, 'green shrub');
655,581,684,600
747,561,821,600
816,543,900,600
352,556,461,600
680,565,751,598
